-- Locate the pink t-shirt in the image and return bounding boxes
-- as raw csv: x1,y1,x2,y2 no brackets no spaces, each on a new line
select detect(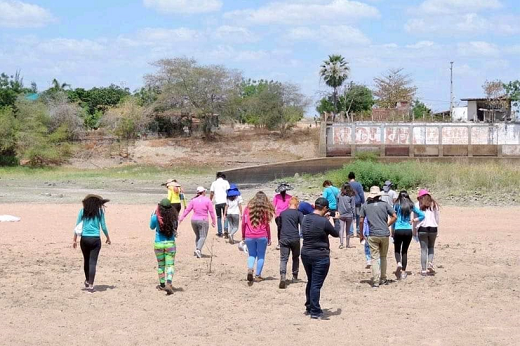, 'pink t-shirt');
273,193,292,217
241,207,271,242
180,195,216,223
